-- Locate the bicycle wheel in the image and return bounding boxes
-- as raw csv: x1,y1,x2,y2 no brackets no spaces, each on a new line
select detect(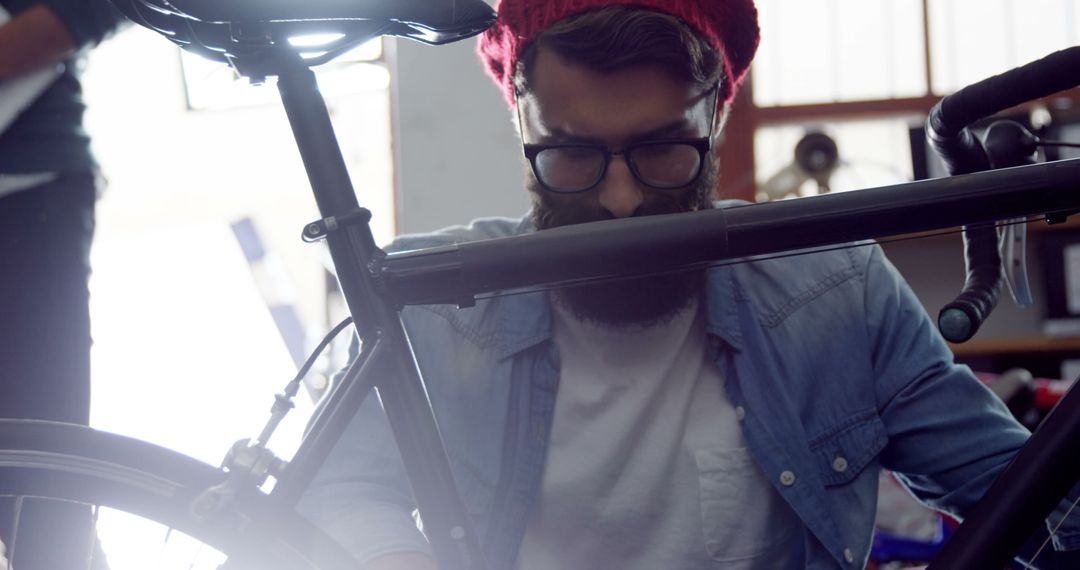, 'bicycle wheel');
0,419,357,570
